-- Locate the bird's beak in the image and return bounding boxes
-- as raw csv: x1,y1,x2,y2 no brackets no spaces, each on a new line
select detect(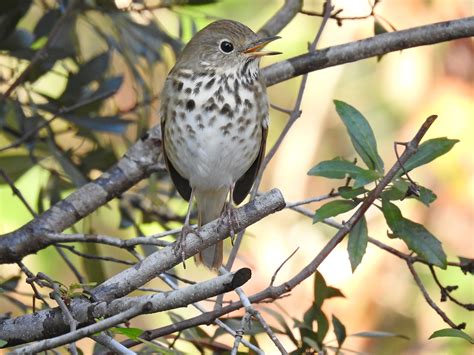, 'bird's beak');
243,36,281,57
